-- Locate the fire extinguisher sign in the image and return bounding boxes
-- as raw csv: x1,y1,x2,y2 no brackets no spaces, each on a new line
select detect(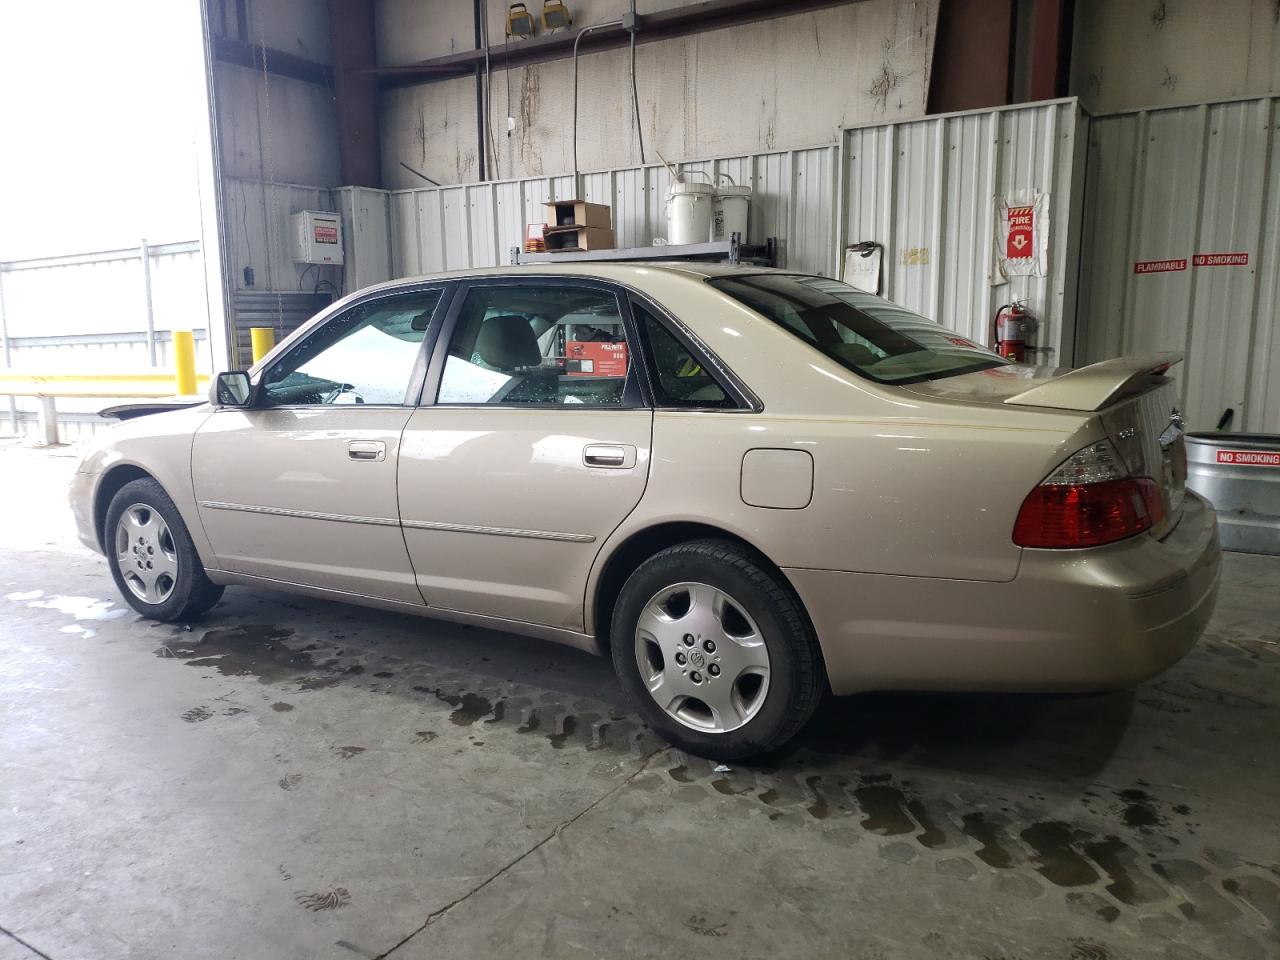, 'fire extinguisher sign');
1006,206,1034,260
995,194,1048,278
